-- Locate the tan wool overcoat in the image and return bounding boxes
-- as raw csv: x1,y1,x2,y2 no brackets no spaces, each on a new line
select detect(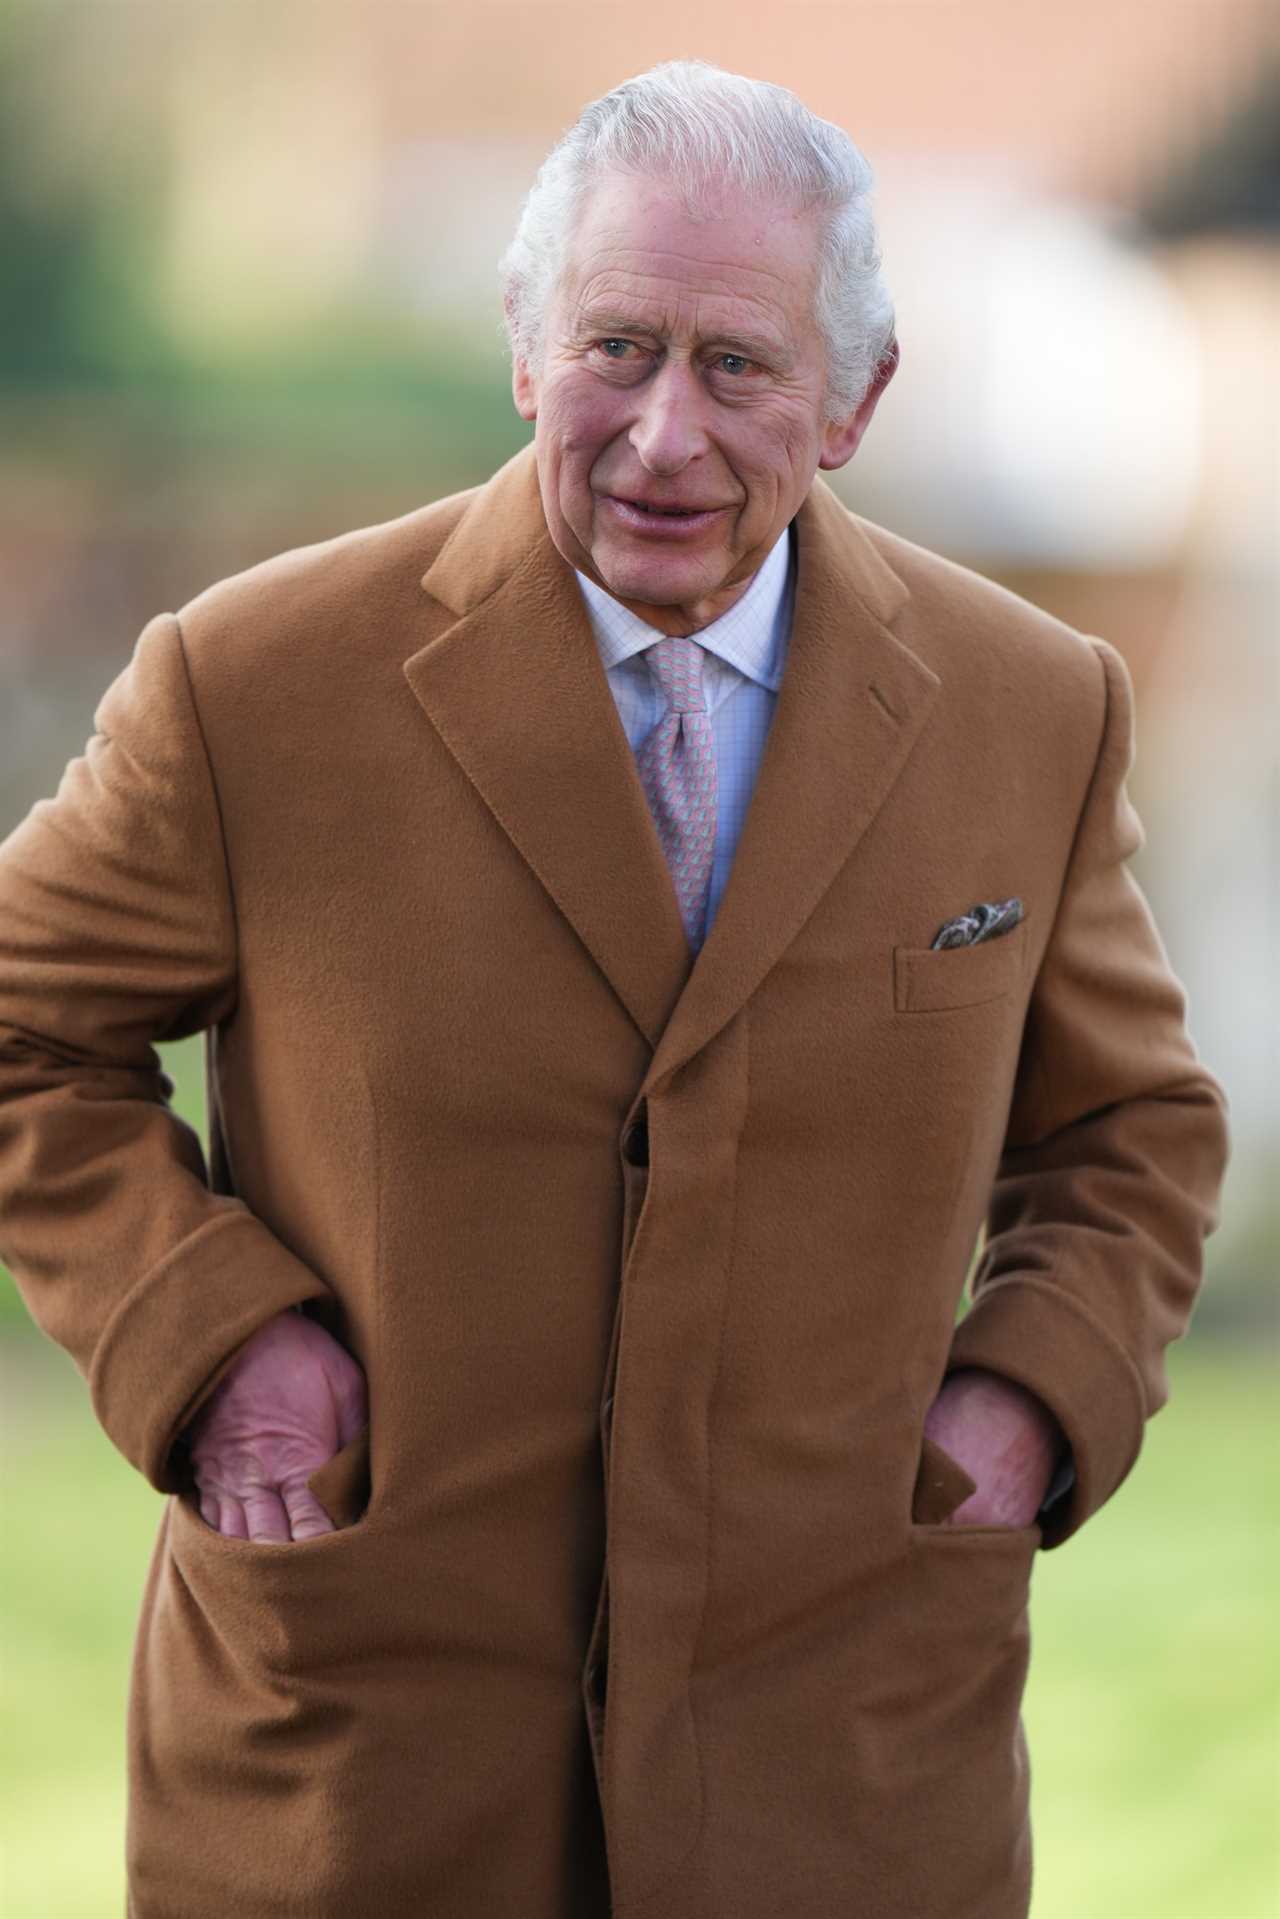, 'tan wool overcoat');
0,443,1229,1918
